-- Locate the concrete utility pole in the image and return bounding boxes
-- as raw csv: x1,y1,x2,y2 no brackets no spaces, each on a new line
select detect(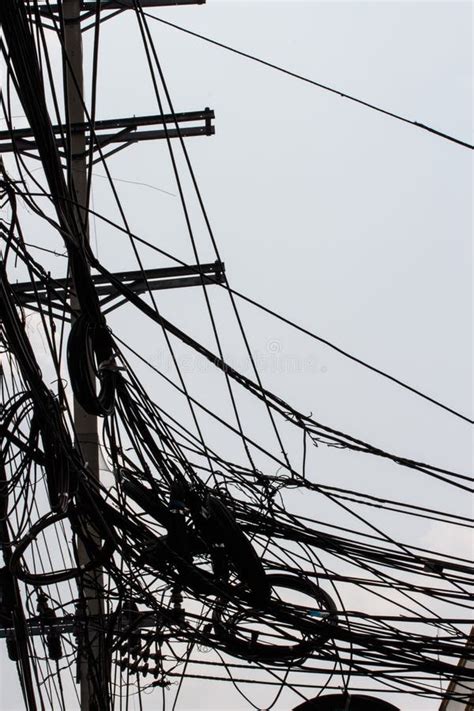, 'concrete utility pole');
2,1,209,708
439,626,474,710
59,1,209,708
62,3,108,709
